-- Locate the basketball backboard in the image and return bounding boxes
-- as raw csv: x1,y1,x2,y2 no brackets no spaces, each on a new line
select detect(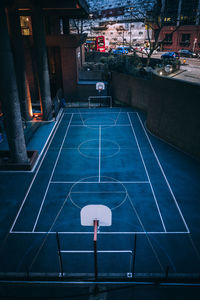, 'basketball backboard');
80,205,112,226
